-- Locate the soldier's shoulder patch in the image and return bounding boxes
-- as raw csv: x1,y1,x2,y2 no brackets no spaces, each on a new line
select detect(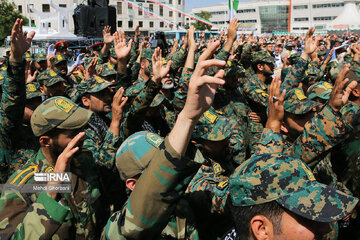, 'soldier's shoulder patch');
204,110,218,123
54,98,75,113
295,89,307,100
323,82,333,89
95,76,104,83
10,165,38,185
108,64,114,70
145,132,163,148
49,70,57,77
217,180,228,190
213,162,222,175
27,83,37,92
